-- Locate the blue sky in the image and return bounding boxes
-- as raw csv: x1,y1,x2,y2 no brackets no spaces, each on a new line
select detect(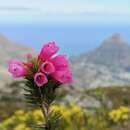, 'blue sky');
0,0,130,24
